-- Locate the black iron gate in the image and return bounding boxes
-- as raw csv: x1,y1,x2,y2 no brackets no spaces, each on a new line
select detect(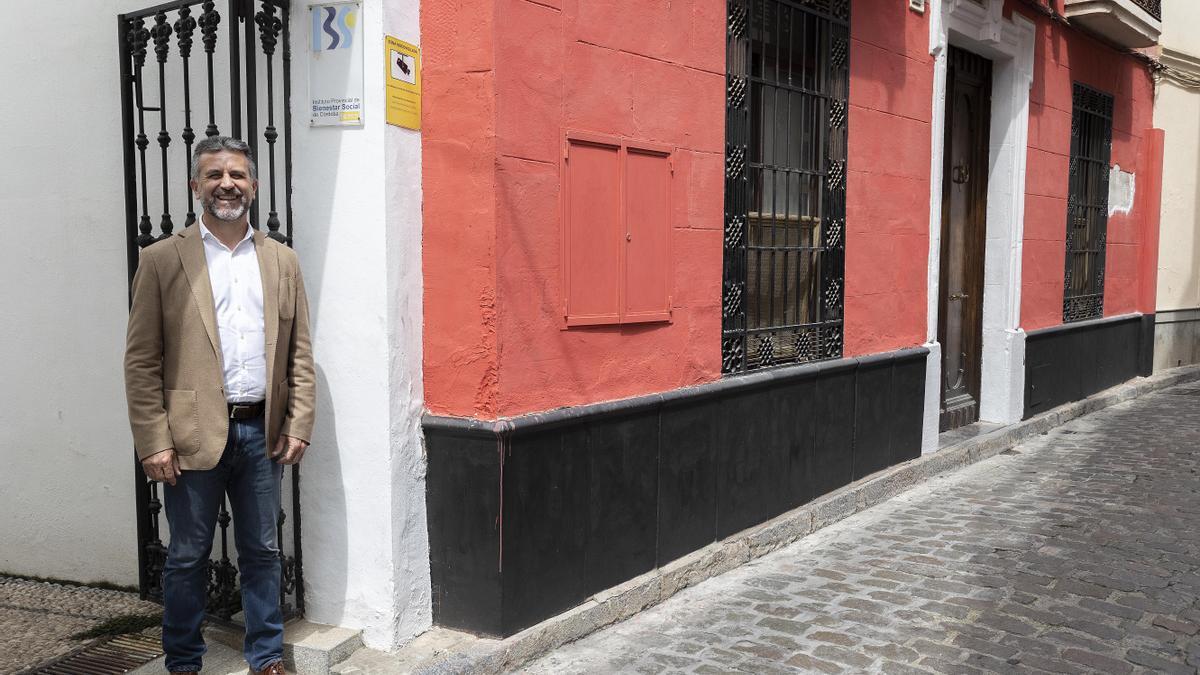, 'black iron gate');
118,0,302,622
